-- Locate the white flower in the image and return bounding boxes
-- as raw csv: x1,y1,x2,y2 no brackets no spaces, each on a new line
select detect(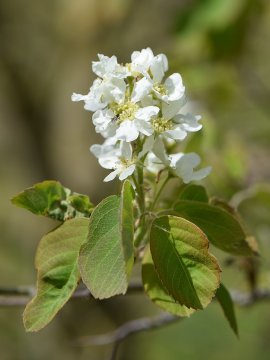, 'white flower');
169,153,212,183
150,54,168,83
131,48,154,75
92,54,129,79
150,98,202,141
130,47,168,82
152,73,185,103
173,113,202,133
72,77,126,112
115,105,160,142
90,140,136,182
92,108,117,137
150,137,211,183
131,77,152,103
